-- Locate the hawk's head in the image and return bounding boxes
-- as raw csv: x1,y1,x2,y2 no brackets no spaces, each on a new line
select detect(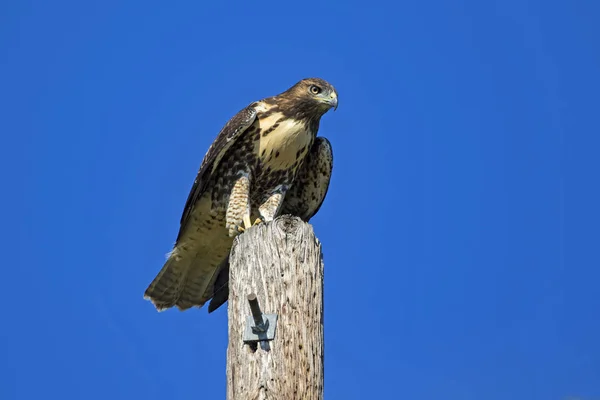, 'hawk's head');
278,78,338,120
